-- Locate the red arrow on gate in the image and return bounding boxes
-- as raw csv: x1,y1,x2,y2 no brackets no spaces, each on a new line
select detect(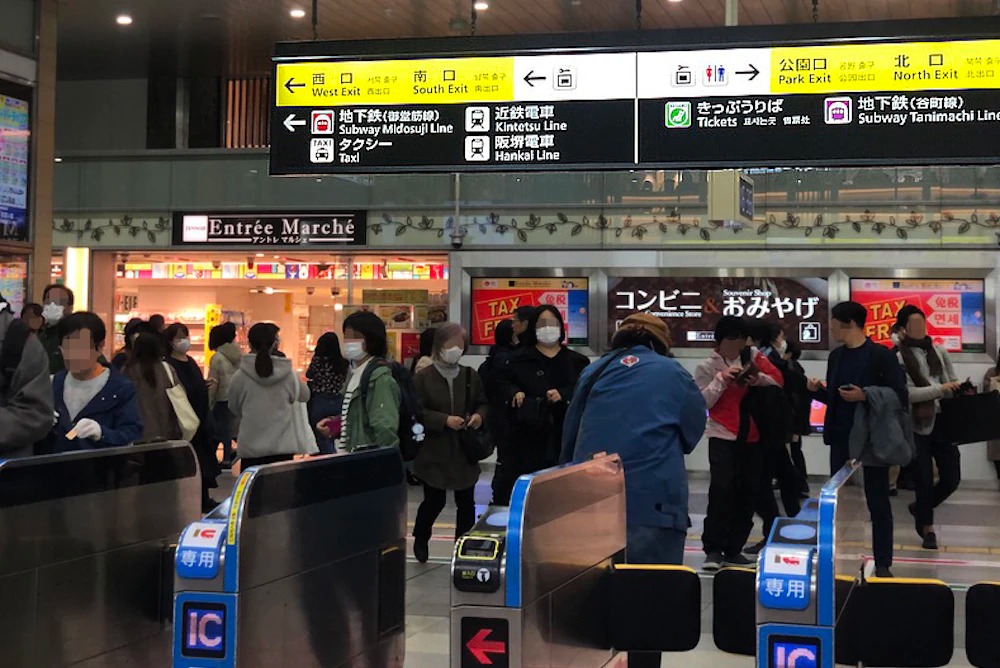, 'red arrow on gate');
467,628,507,664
